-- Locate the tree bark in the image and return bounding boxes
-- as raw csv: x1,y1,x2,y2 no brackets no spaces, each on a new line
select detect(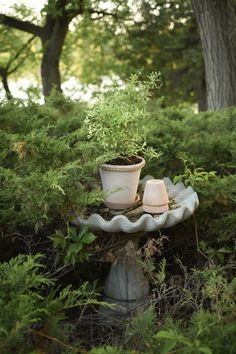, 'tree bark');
41,18,70,97
197,64,207,111
192,0,236,110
